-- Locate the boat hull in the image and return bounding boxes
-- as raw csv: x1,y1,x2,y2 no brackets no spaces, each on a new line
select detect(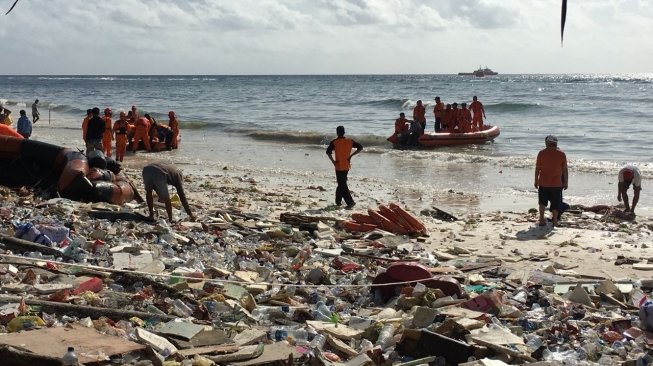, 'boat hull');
388,125,500,148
